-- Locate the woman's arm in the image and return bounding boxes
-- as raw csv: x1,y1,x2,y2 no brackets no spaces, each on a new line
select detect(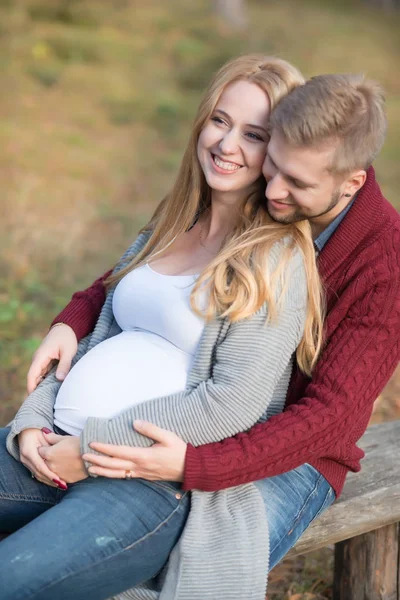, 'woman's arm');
6,334,92,461
80,249,308,458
